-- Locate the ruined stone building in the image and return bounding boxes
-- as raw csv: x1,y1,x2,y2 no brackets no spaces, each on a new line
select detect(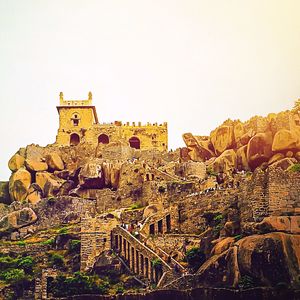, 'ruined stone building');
55,92,168,151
